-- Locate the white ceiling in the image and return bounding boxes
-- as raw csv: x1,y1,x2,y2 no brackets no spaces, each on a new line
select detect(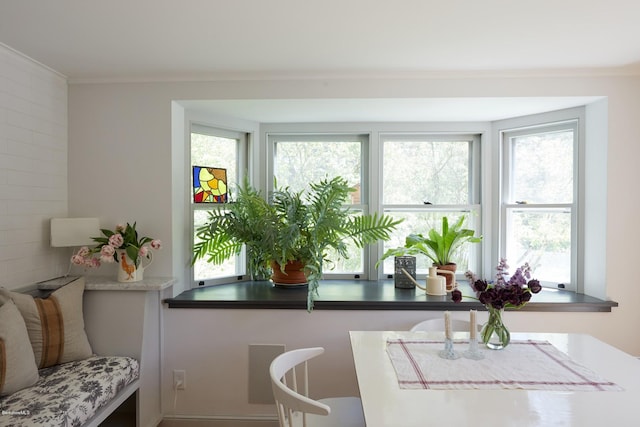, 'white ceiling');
0,0,635,121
